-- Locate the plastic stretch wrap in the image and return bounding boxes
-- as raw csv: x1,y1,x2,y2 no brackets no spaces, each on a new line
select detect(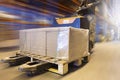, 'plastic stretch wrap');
57,30,69,60
19,27,89,62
